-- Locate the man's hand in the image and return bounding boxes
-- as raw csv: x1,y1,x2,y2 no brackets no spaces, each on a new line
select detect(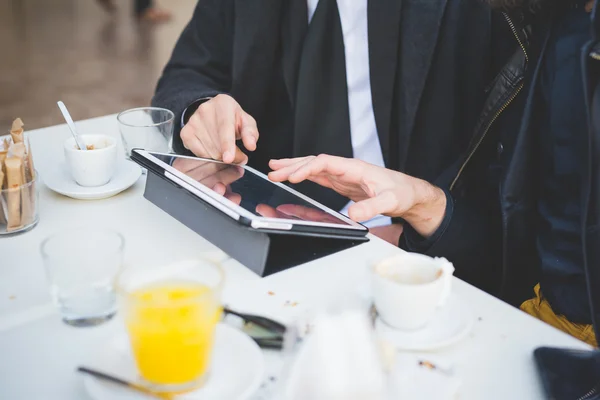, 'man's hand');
268,155,447,238
180,94,259,164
